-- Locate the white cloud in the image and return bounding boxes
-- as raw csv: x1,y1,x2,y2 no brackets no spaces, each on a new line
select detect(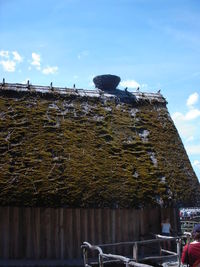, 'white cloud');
172,106,200,122
185,109,200,120
42,66,58,75
120,80,140,89
168,92,200,179
0,50,23,72
31,52,41,70
172,112,185,121
186,136,194,142
172,112,197,139
0,60,16,72
174,121,196,139
12,51,23,62
186,145,200,155
187,92,199,108
141,83,148,90
0,50,9,58
193,160,200,170
77,50,89,59
30,52,59,75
